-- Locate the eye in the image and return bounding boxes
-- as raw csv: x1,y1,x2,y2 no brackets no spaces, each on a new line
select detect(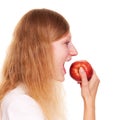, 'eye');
65,41,70,45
